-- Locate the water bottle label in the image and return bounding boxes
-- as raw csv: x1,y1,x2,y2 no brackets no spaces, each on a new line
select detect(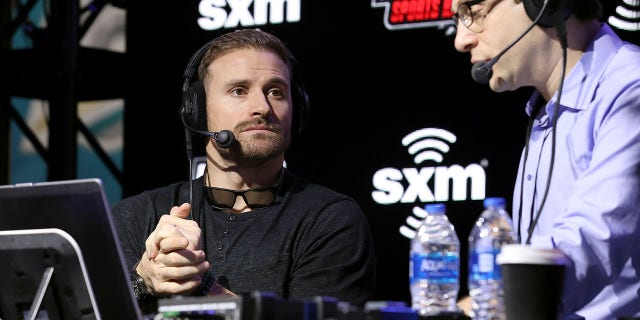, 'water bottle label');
470,249,501,281
410,252,459,284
